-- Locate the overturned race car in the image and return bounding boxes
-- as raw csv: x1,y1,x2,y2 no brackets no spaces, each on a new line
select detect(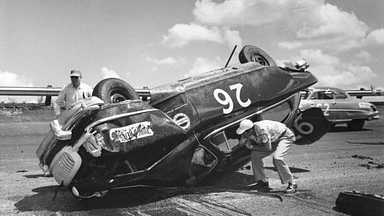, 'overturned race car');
36,45,330,199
